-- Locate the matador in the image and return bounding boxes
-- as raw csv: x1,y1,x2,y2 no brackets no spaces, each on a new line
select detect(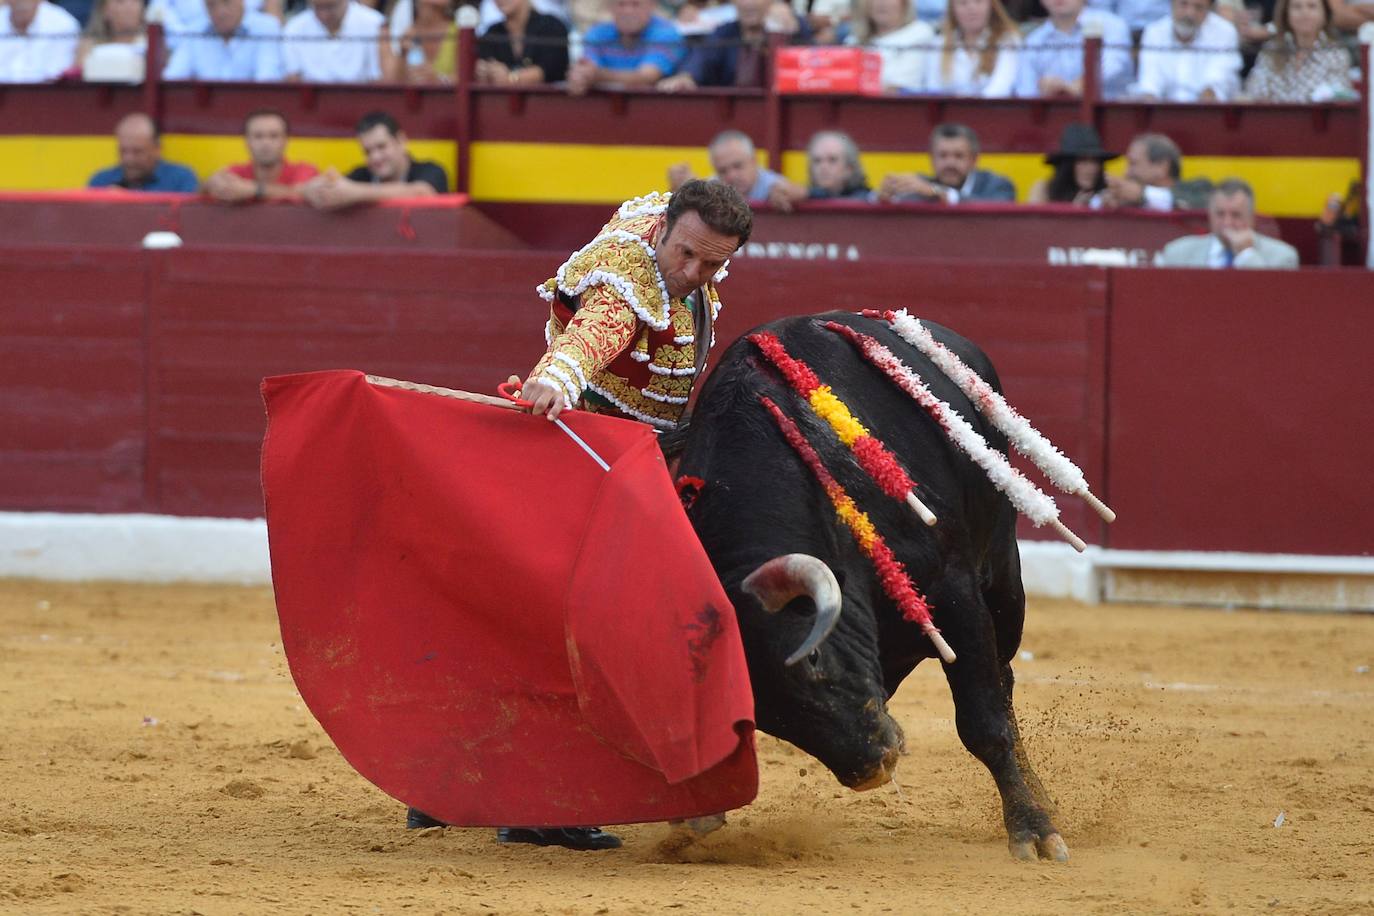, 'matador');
519,180,754,428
